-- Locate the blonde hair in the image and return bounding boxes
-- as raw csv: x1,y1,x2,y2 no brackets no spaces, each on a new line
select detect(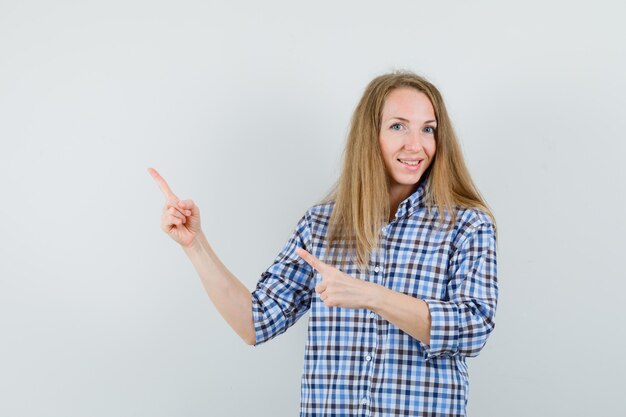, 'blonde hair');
318,69,497,273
